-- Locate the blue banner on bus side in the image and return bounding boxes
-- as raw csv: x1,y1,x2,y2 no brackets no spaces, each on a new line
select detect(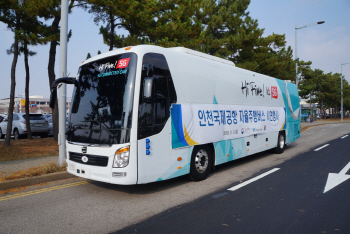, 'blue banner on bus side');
171,104,286,149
